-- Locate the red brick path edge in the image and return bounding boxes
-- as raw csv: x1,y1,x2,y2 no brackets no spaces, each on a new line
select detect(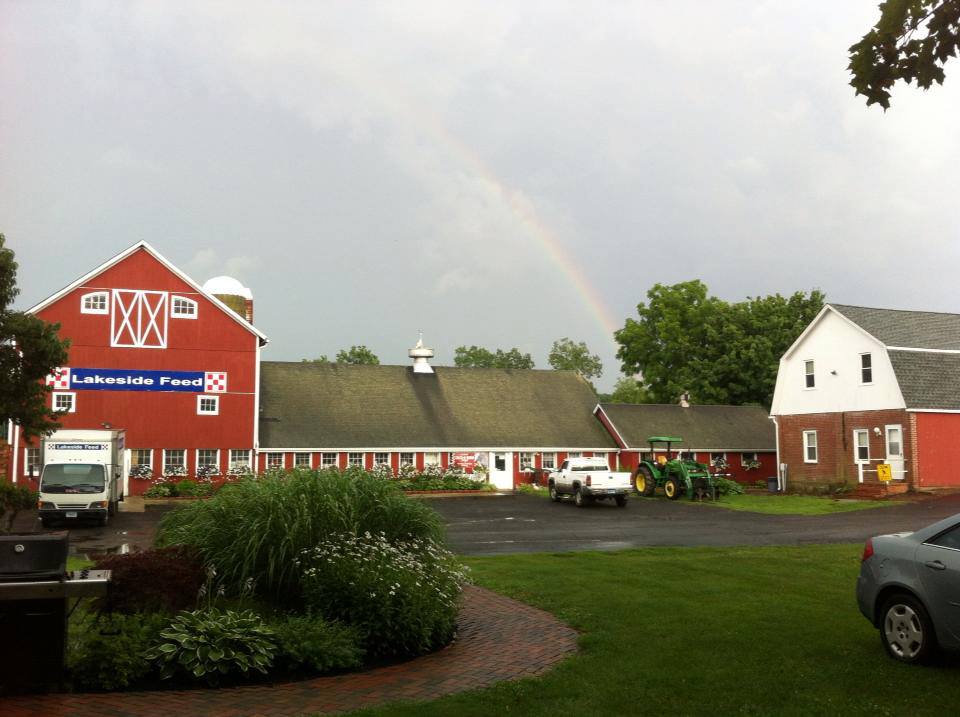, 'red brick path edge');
2,586,578,717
